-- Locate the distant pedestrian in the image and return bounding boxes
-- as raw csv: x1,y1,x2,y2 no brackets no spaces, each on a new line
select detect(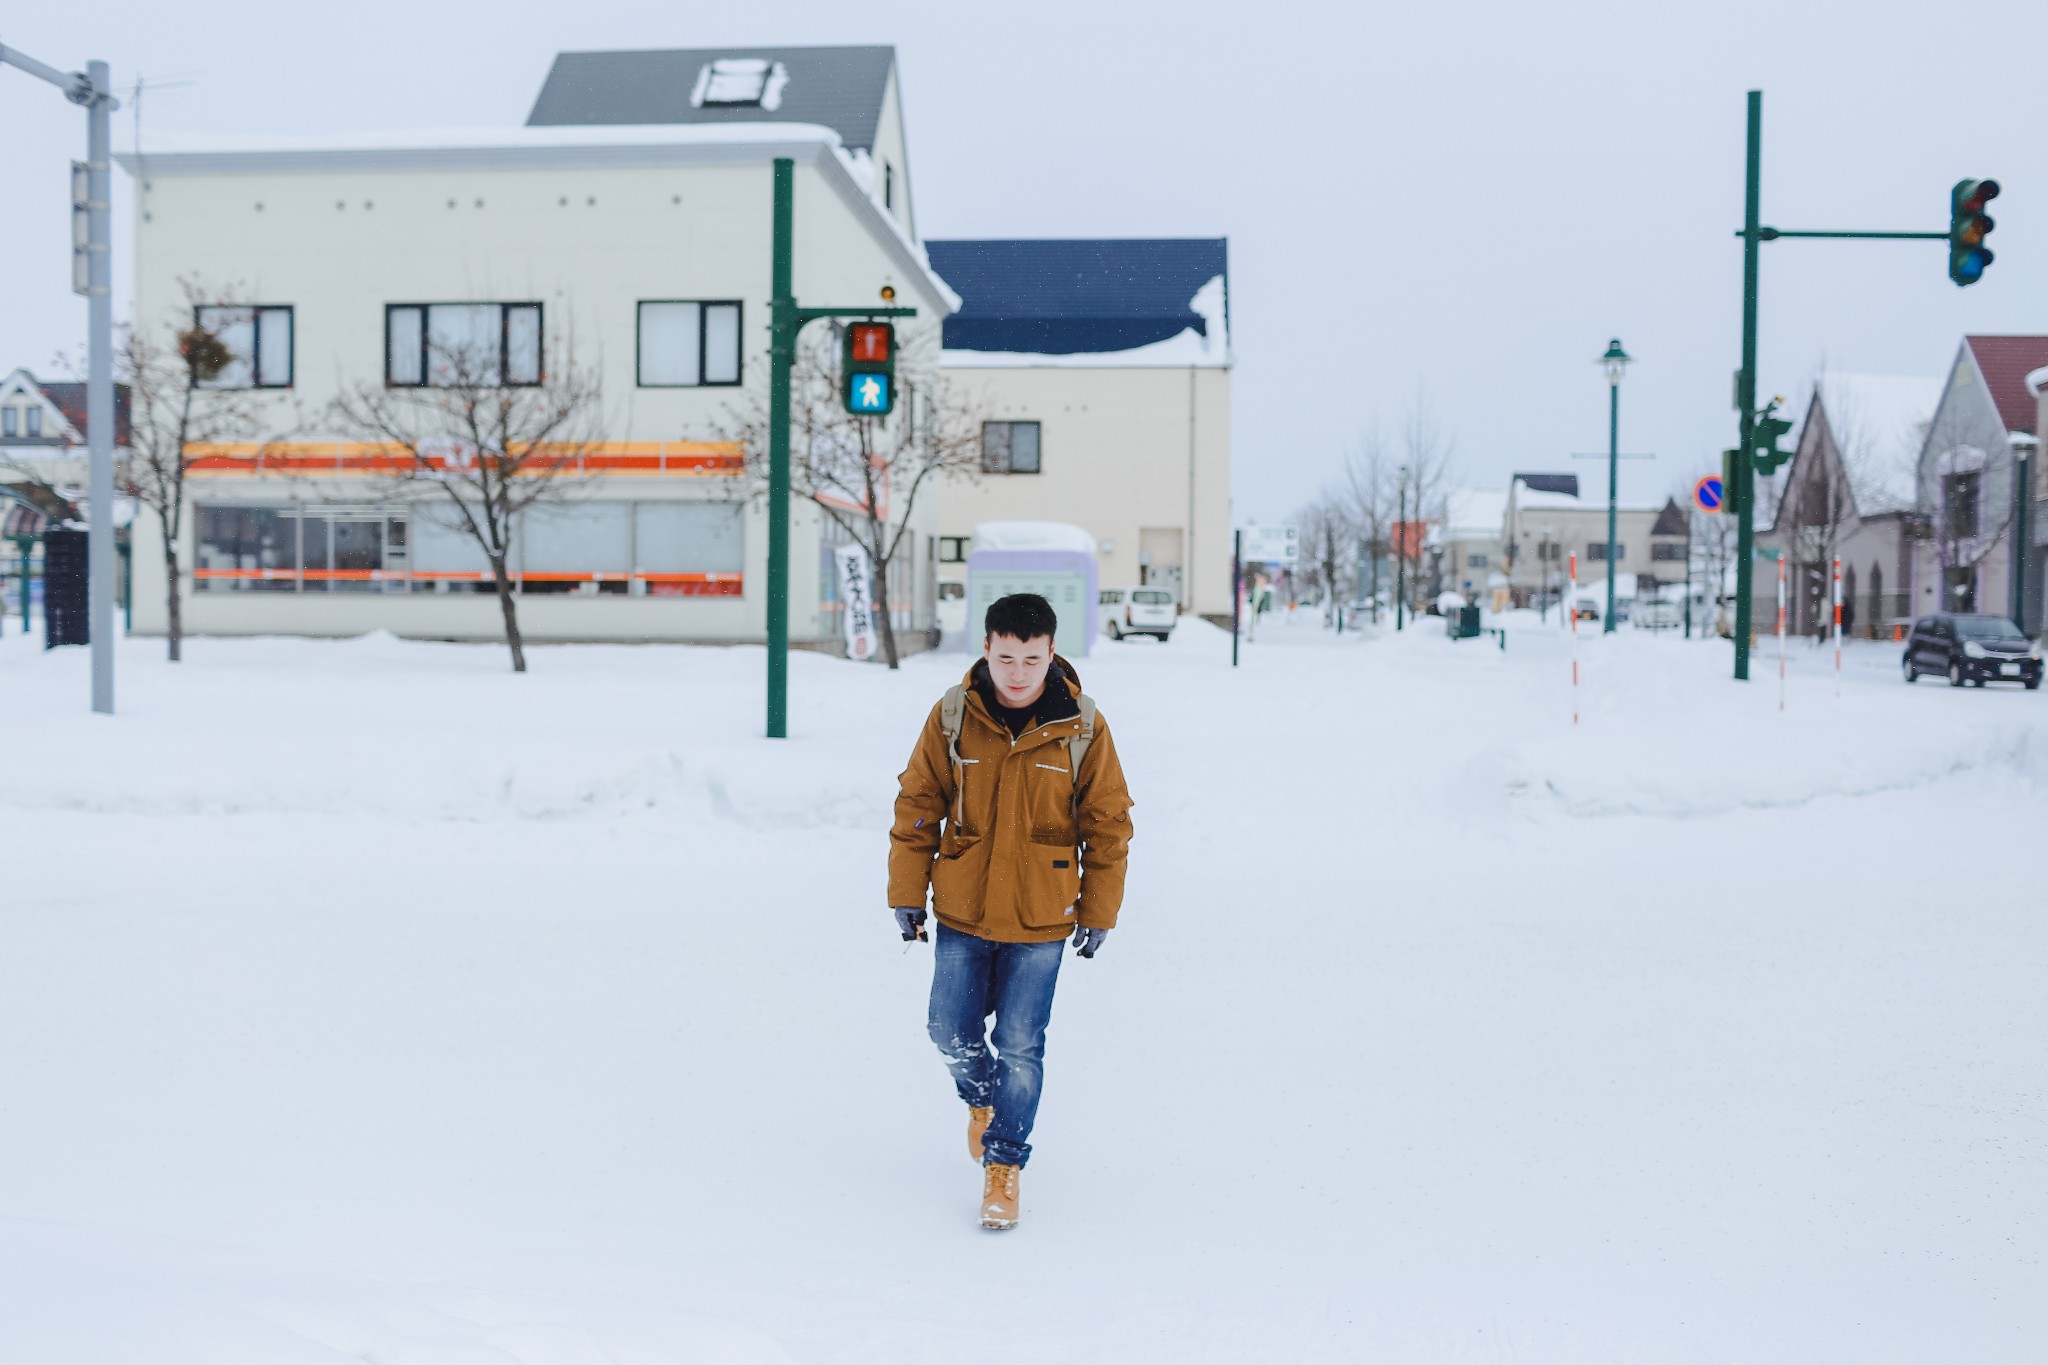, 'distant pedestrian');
889,593,1134,1230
